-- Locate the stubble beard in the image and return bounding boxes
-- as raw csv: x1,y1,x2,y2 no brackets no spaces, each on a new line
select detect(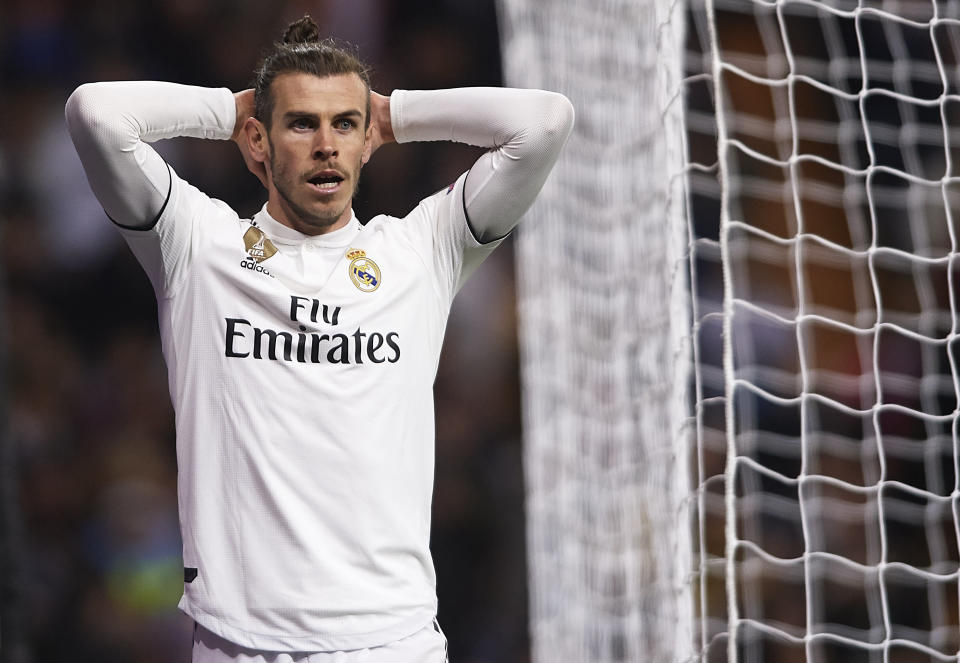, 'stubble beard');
268,146,361,234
